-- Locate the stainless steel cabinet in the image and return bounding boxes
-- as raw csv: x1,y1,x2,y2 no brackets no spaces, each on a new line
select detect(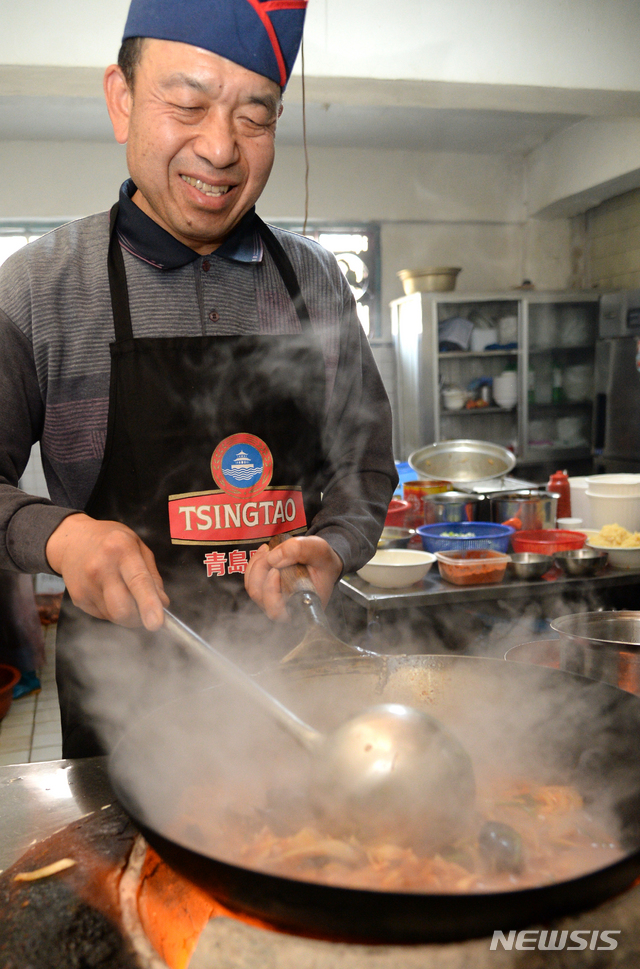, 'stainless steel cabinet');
390,291,599,466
